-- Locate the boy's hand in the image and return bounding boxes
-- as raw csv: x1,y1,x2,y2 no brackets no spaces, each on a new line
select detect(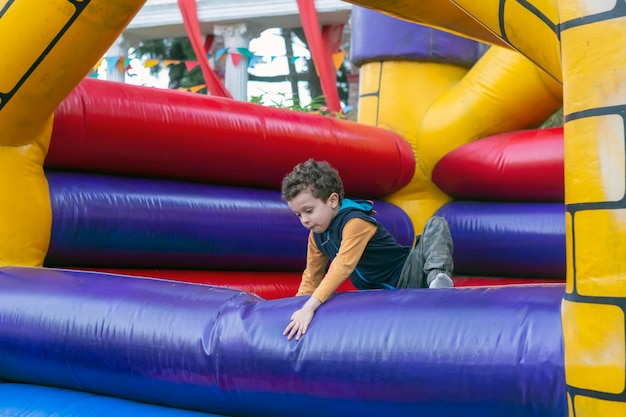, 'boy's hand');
284,296,322,341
